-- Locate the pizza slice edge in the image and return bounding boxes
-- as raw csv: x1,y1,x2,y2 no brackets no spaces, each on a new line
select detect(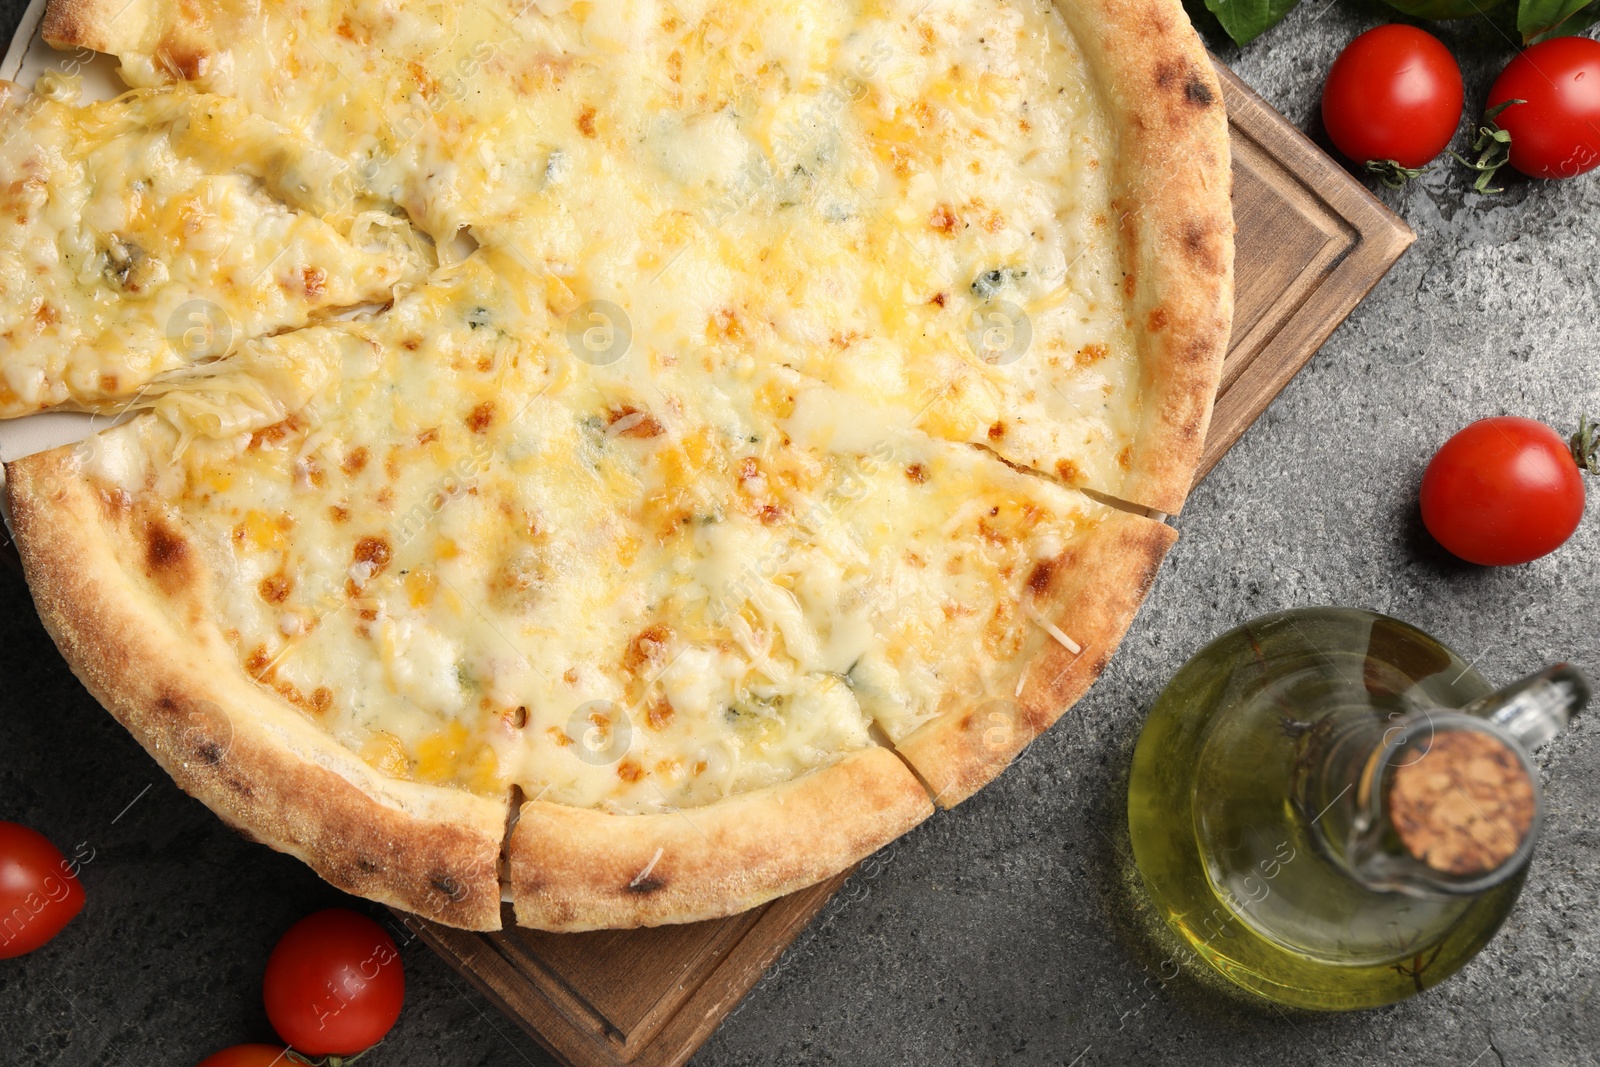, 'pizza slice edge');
6,440,512,930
